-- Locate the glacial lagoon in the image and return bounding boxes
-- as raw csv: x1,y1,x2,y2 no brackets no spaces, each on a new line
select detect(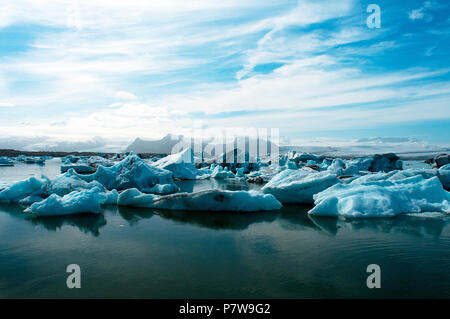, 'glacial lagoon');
1,159,450,298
